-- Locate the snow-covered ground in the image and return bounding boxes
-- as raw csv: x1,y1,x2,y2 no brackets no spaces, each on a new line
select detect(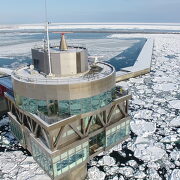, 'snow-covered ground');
0,33,180,180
